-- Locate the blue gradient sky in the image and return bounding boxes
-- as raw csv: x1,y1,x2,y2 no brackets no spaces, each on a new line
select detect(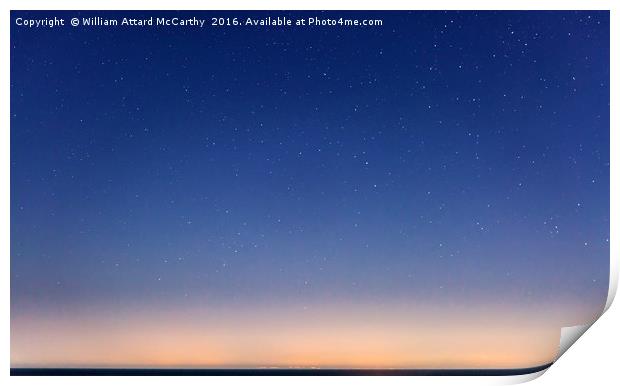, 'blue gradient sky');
10,11,609,368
